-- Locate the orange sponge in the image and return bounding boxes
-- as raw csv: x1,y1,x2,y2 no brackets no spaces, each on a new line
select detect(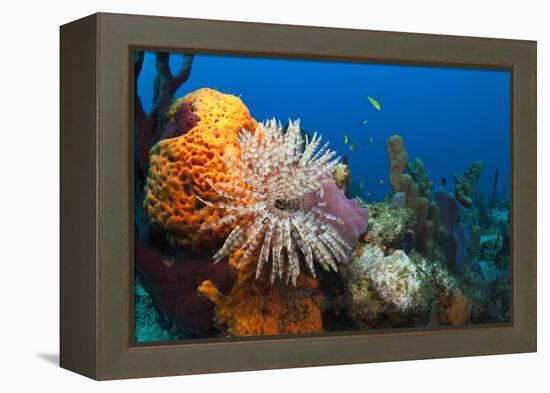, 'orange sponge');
144,88,258,250
198,250,325,336
439,290,472,326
